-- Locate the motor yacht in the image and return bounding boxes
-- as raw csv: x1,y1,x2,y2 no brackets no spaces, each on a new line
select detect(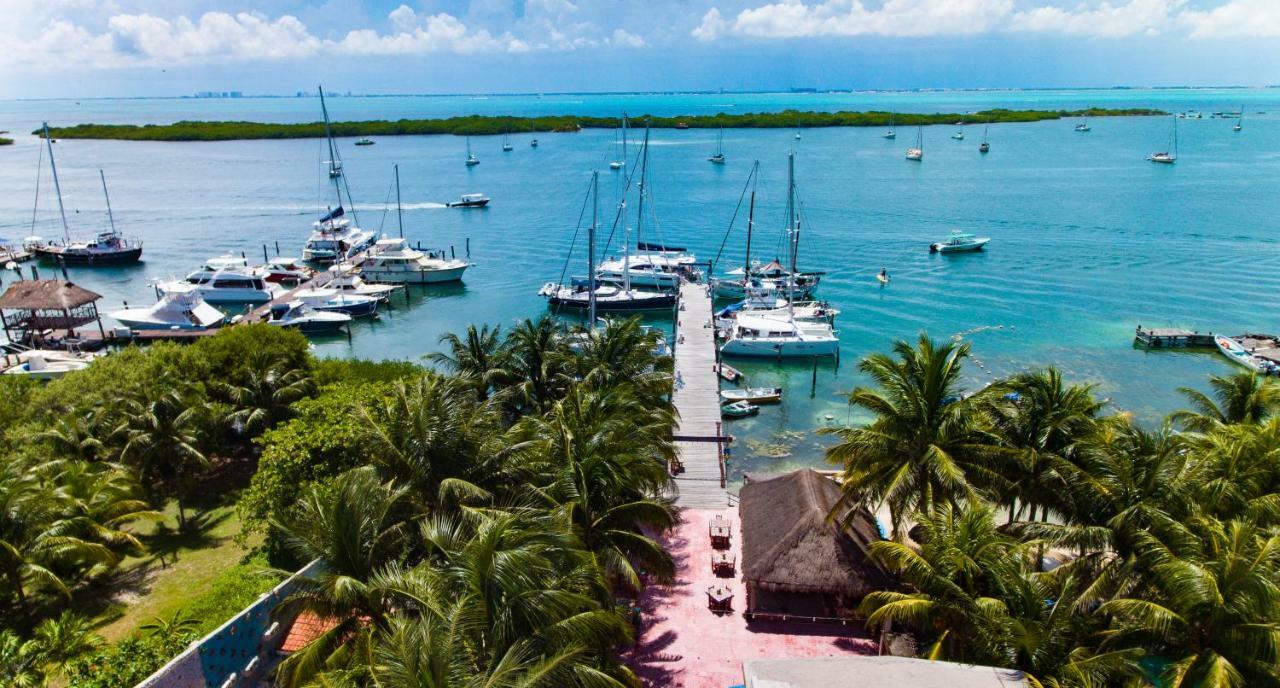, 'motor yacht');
107,292,225,330
359,238,470,284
